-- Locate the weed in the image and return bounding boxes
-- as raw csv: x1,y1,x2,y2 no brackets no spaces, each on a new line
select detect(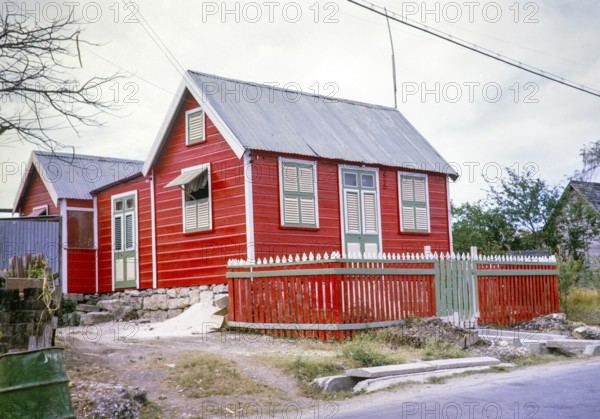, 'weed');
162,352,269,398
566,287,600,324
422,338,468,360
